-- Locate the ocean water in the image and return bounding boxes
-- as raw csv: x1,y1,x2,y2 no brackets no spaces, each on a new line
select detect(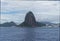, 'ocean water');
0,27,59,41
